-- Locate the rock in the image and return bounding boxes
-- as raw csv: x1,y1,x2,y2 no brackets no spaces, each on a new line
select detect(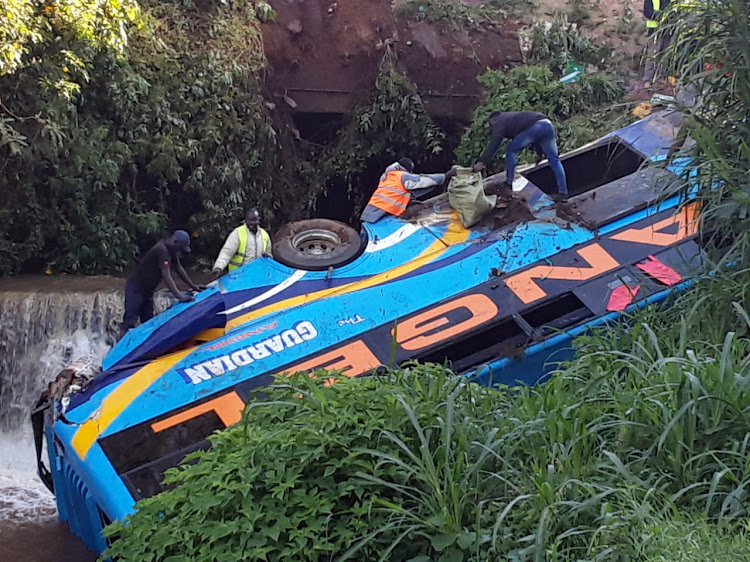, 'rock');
287,19,303,35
